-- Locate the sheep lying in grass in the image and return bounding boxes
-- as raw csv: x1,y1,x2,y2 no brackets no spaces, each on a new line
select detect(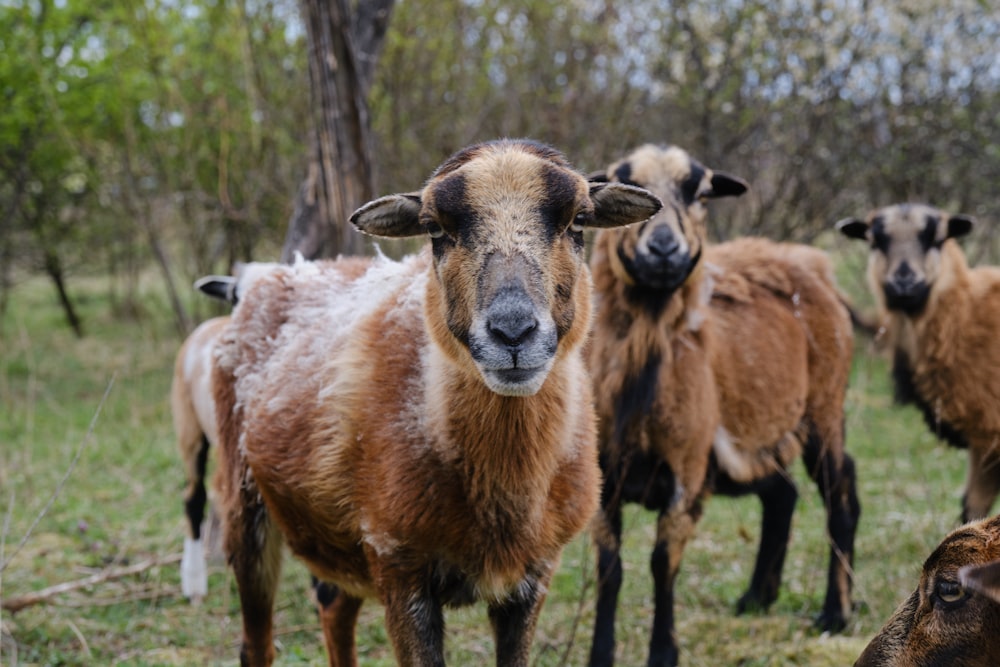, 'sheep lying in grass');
855,514,1000,666
837,204,996,522
588,144,860,667
210,139,662,666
